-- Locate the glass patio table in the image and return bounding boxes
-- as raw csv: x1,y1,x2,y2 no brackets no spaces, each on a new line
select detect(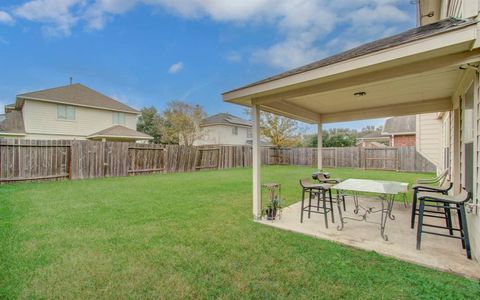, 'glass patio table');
332,179,408,241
